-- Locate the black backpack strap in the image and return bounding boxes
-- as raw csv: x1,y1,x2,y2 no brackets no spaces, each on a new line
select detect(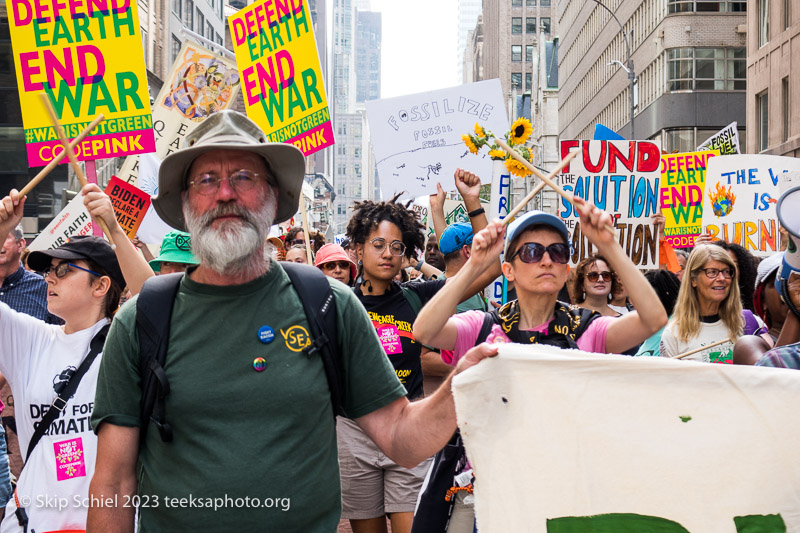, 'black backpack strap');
400,285,424,315
26,323,109,461
474,310,500,345
282,262,345,418
136,273,183,443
